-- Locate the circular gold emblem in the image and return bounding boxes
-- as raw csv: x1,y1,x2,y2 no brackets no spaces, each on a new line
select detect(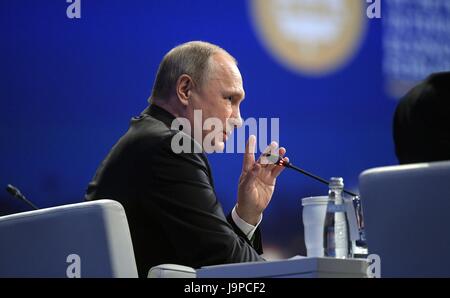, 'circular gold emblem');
250,0,366,76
